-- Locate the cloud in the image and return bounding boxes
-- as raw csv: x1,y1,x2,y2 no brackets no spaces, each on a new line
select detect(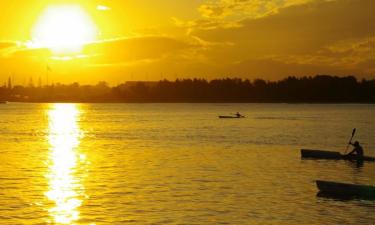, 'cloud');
2,0,375,83
198,0,316,19
195,0,375,51
97,5,111,11
179,0,375,78
11,47,52,59
83,36,194,64
77,0,375,81
0,35,198,83
0,41,18,50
